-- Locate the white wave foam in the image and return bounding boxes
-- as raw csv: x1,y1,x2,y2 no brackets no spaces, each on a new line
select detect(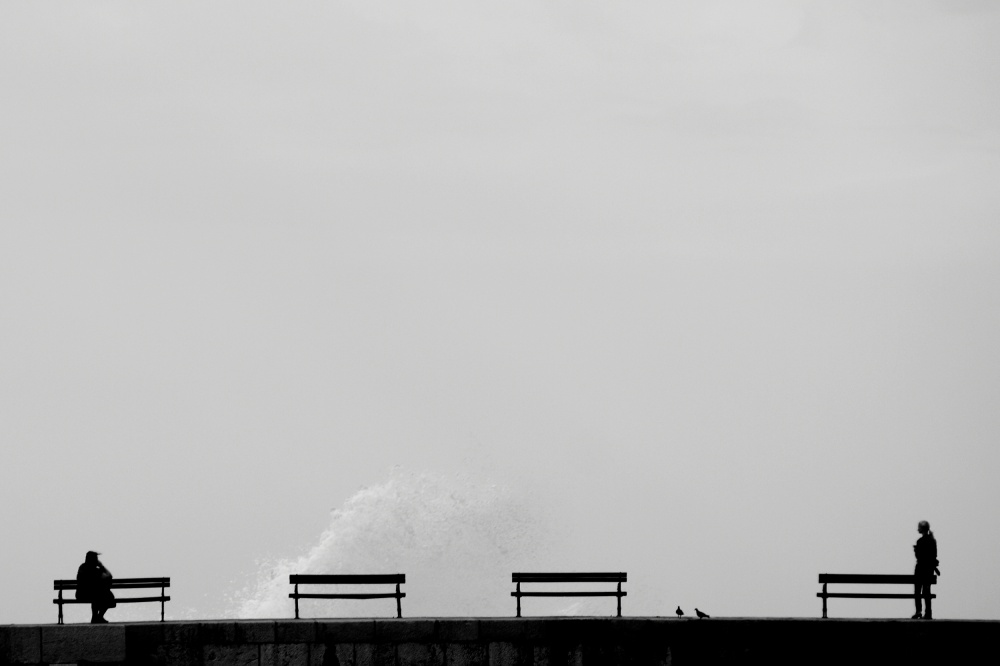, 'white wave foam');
232,469,548,618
